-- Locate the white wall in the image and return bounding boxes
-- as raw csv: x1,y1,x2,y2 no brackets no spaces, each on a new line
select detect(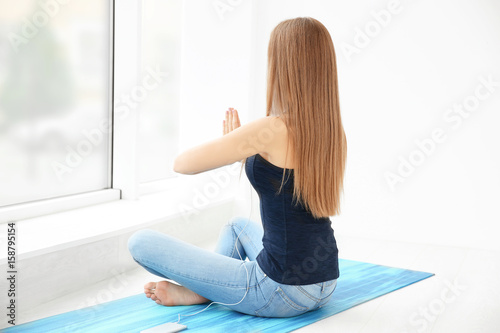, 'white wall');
178,0,254,150
179,0,500,251
175,0,259,223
